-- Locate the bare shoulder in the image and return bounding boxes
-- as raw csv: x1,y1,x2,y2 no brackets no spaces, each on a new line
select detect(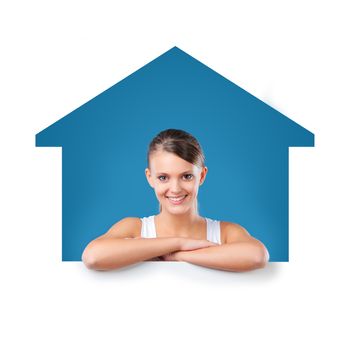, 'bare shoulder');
97,217,142,240
220,221,260,245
